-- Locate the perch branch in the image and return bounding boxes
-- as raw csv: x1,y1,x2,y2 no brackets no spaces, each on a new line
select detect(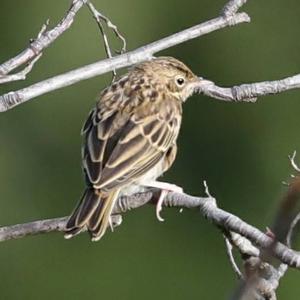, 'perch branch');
0,6,250,111
0,191,153,242
0,0,86,83
196,74,300,102
1,189,300,272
